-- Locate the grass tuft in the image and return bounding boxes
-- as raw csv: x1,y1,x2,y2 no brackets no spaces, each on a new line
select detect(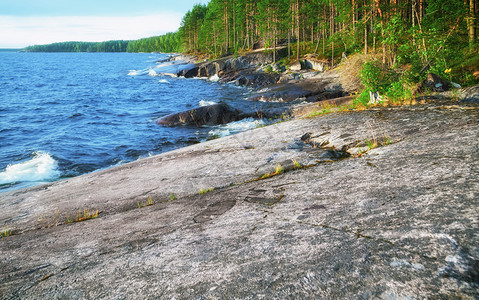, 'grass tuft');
199,188,214,195
138,196,155,208
75,209,99,222
1,227,12,238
